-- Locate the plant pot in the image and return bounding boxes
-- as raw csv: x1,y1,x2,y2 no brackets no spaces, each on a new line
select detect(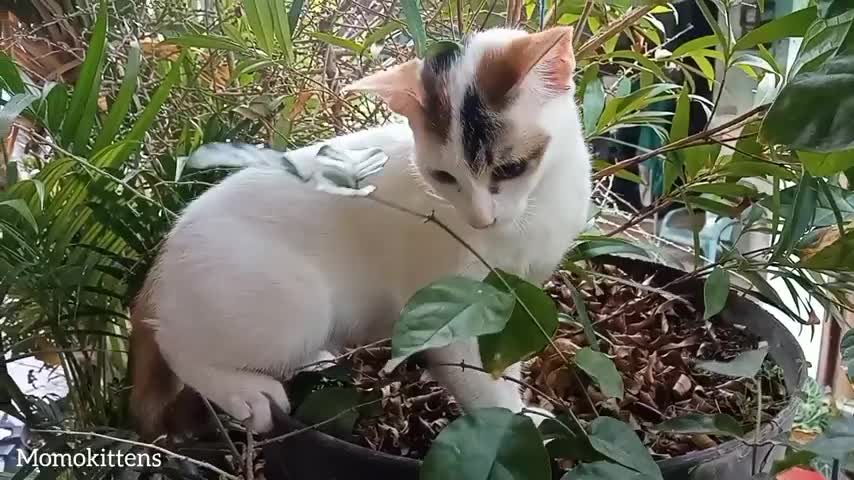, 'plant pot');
262,256,807,480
